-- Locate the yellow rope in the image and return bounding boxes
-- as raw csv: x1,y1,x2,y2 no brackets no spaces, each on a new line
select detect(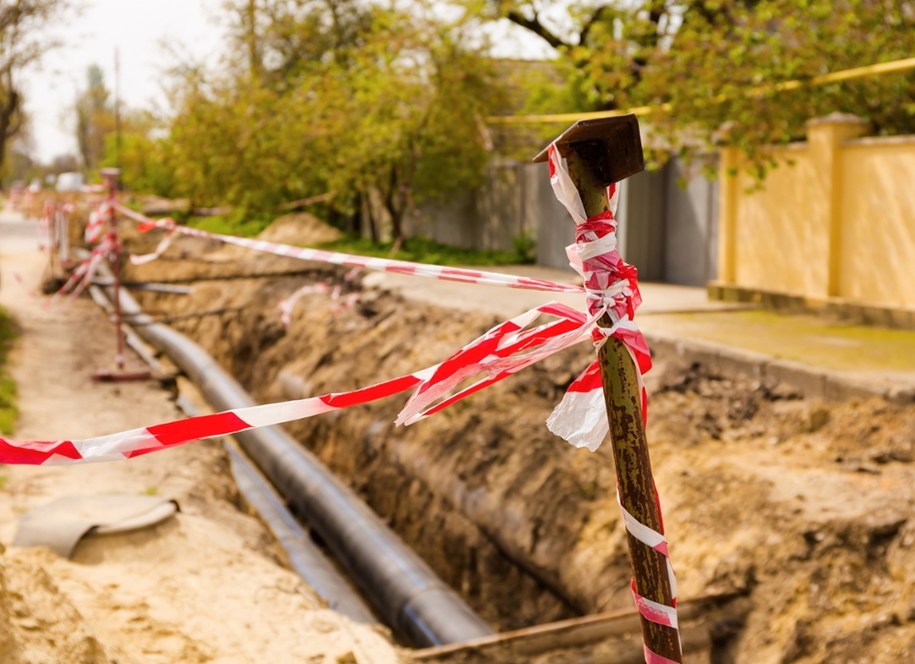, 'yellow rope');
487,56,915,125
